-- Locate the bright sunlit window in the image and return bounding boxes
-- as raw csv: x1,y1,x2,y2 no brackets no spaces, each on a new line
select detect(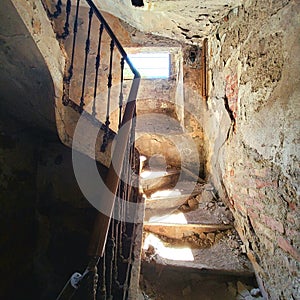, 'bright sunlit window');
124,52,170,79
